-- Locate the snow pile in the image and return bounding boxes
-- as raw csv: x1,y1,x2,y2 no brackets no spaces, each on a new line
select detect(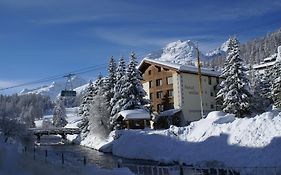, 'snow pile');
144,40,207,65
107,111,281,167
